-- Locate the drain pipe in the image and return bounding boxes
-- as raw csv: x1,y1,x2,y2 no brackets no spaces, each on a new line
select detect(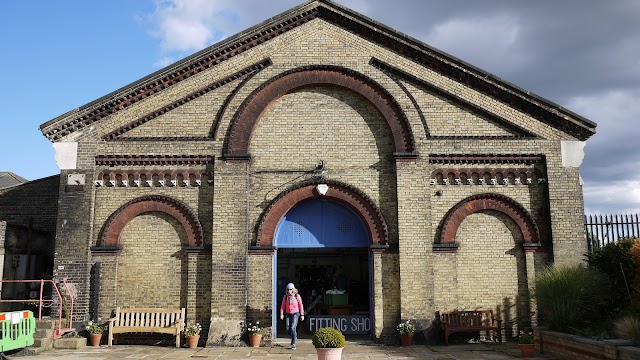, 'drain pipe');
244,162,250,318
92,262,101,322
